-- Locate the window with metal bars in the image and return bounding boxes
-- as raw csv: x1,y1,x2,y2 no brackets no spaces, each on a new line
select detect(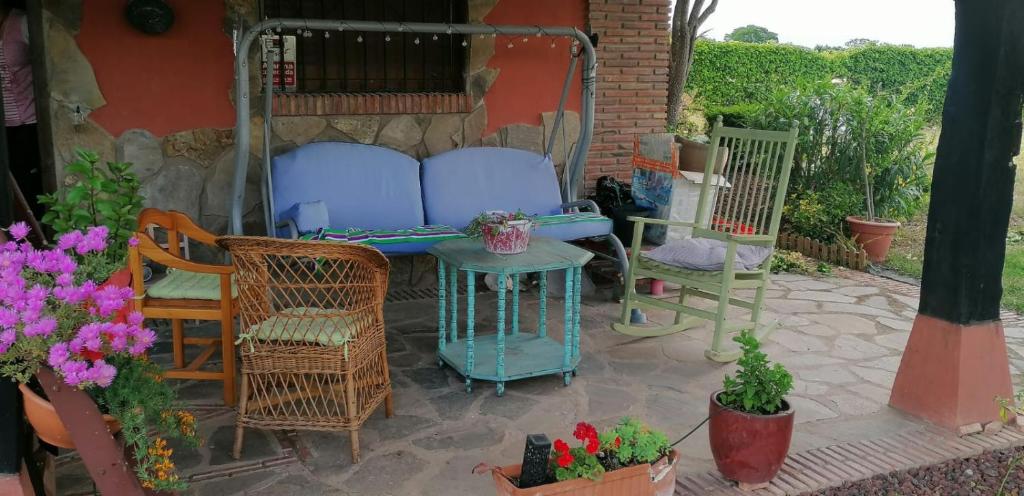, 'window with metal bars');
261,0,469,93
